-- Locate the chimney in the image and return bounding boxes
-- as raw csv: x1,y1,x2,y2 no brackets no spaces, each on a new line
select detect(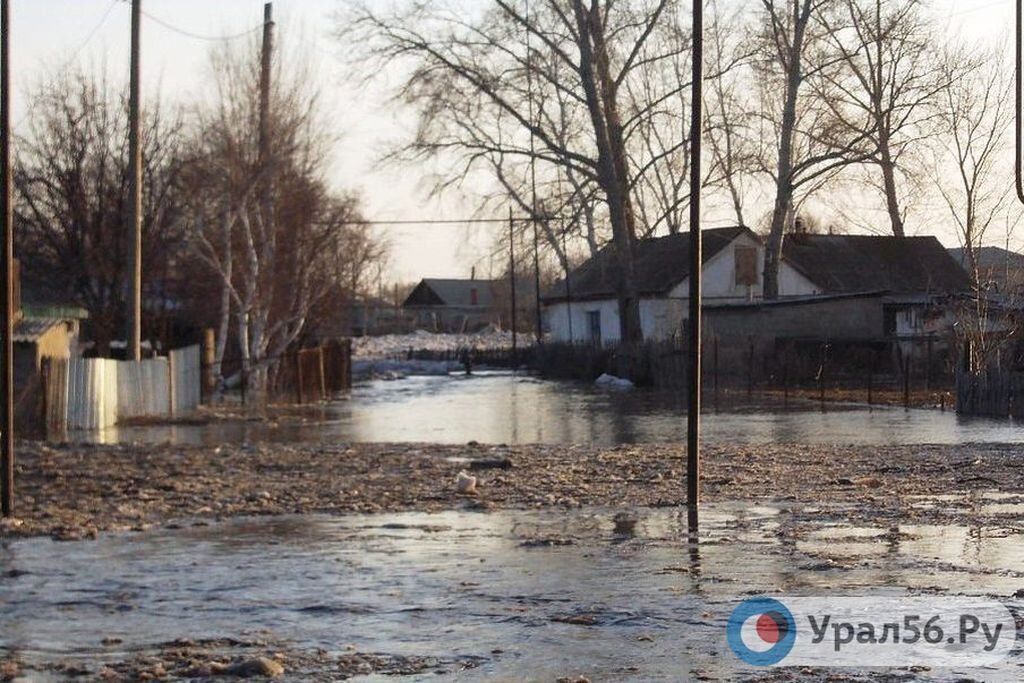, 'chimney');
471,266,476,281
